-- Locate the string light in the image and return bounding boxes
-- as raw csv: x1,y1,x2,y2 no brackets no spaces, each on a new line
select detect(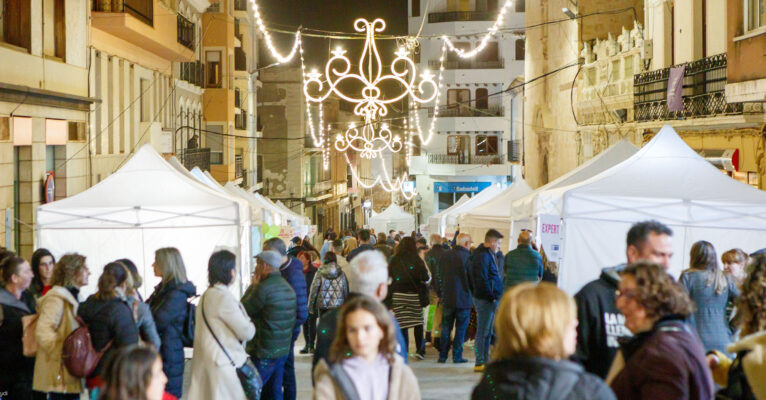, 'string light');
250,0,302,63
441,0,513,59
343,153,415,200
304,19,437,159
